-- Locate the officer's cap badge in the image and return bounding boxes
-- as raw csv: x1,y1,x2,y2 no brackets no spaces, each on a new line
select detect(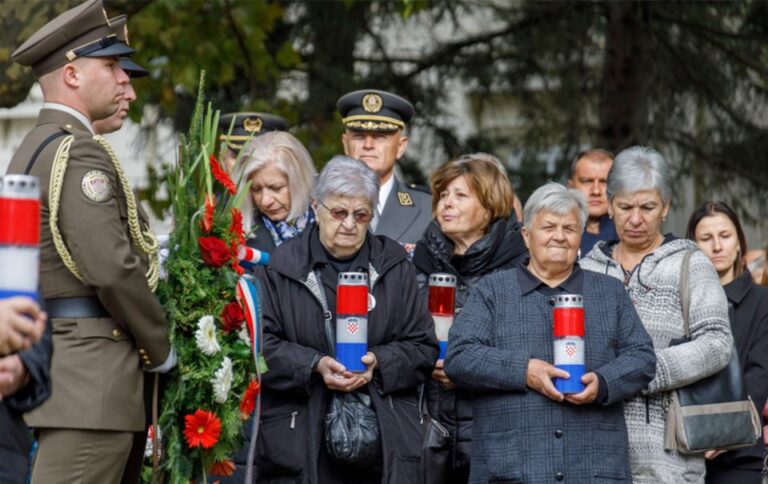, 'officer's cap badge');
362,93,383,113
243,117,263,133
81,170,112,202
397,191,413,206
